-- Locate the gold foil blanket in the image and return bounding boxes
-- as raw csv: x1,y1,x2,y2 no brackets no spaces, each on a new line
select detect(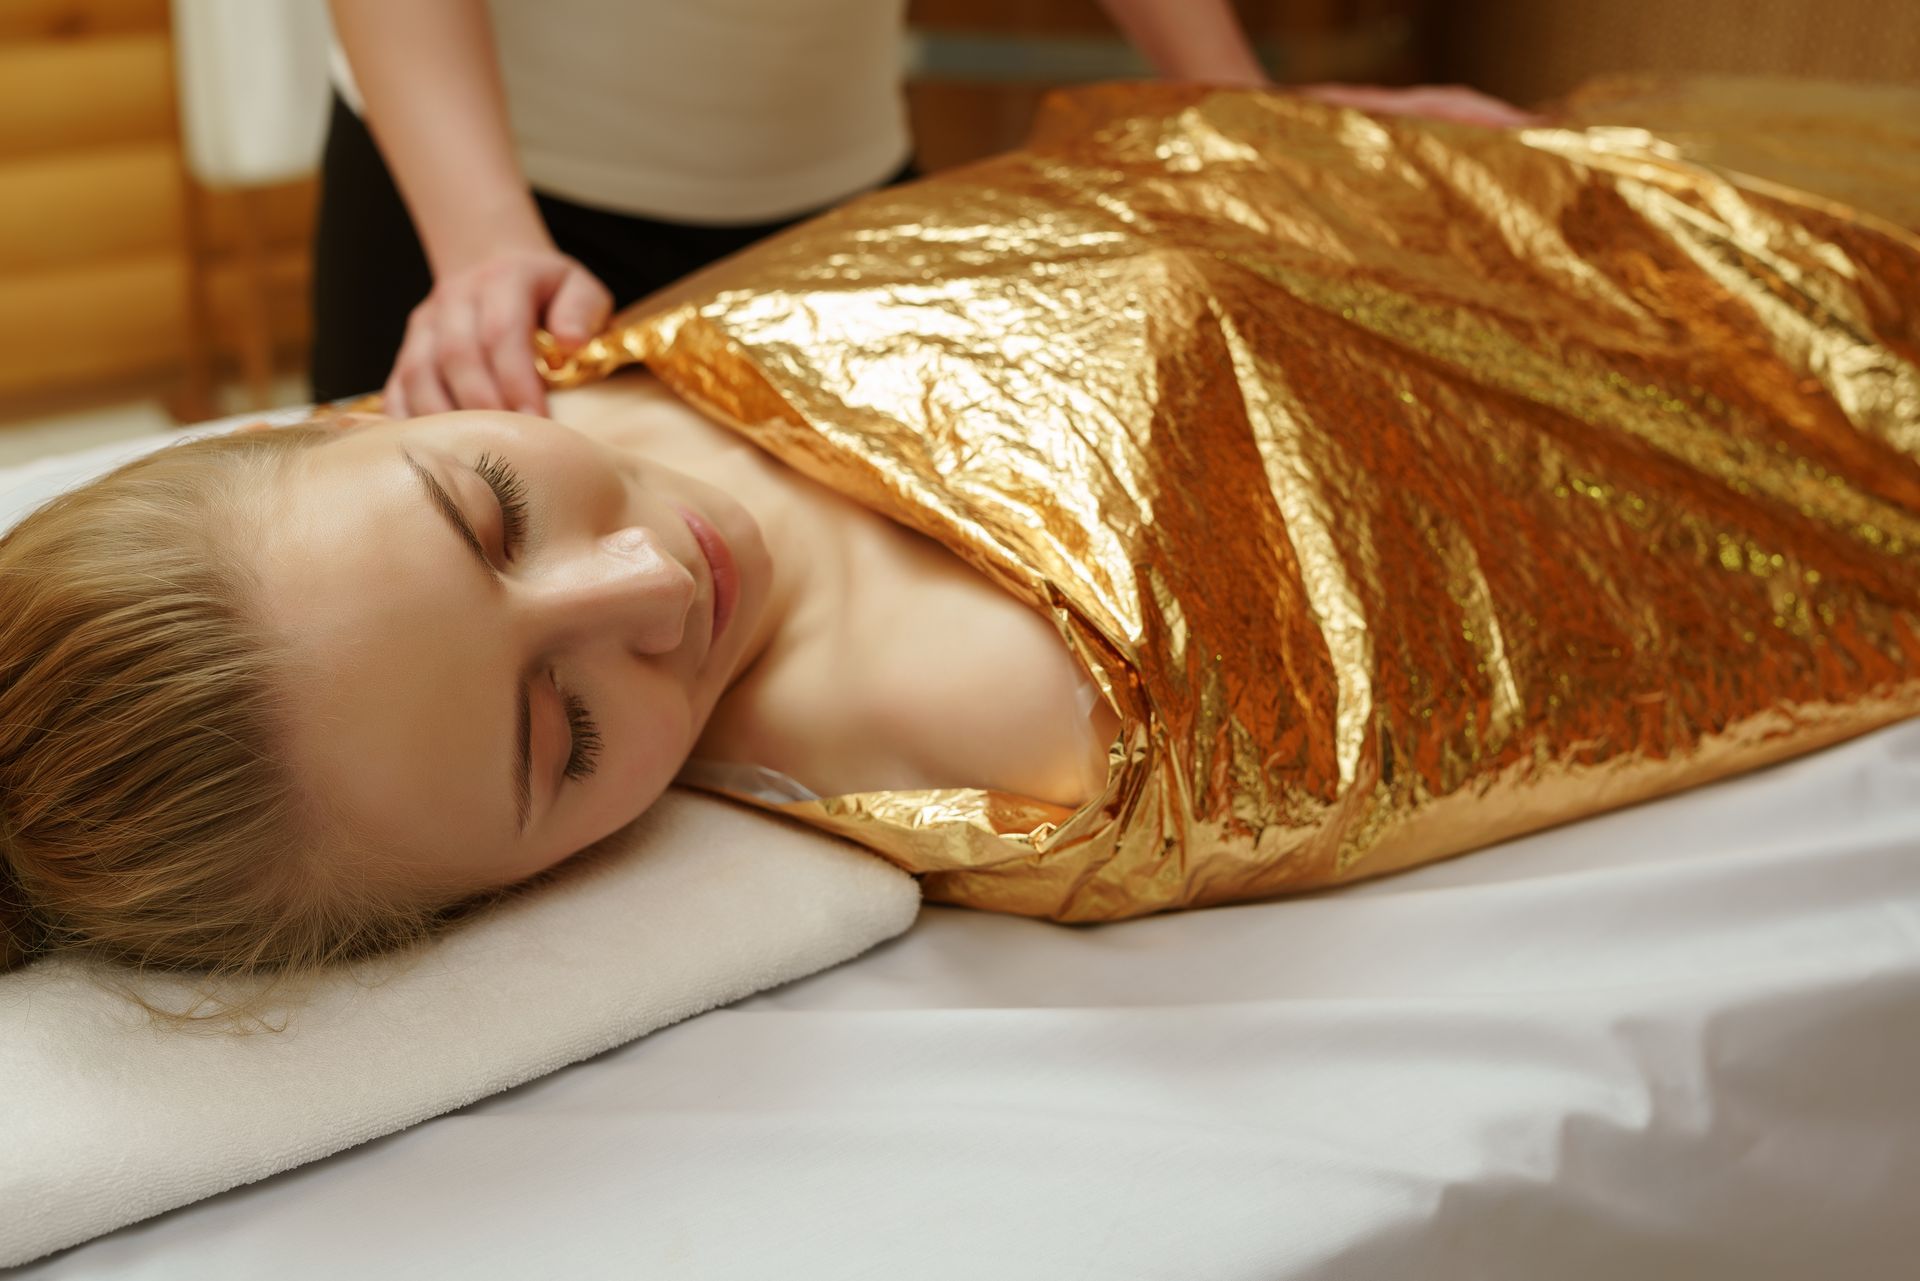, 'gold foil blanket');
546,81,1920,921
